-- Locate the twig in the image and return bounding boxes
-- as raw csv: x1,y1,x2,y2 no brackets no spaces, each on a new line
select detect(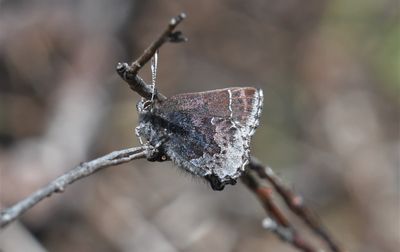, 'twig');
129,12,187,76
241,171,317,252
116,12,187,101
0,146,148,228
249,157,342,252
